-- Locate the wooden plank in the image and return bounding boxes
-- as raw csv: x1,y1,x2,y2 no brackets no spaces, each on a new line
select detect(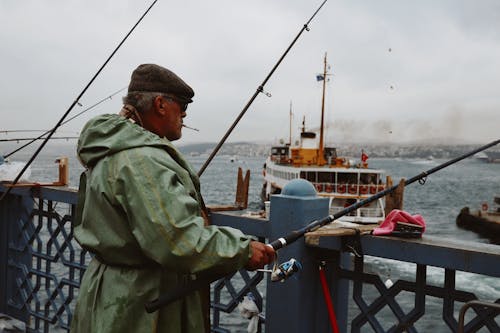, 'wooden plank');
305,221,377,246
